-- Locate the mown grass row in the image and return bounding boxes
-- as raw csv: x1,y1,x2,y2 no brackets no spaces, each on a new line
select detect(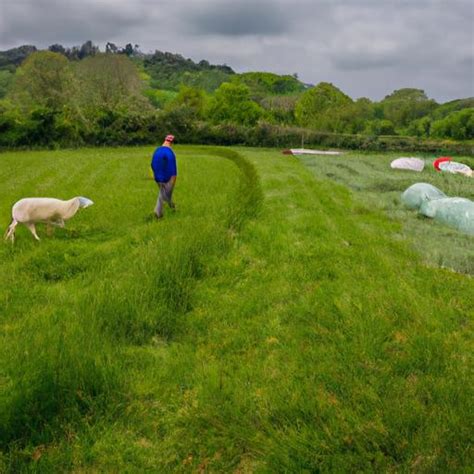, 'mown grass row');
0,147,261,469
298,151,474,274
